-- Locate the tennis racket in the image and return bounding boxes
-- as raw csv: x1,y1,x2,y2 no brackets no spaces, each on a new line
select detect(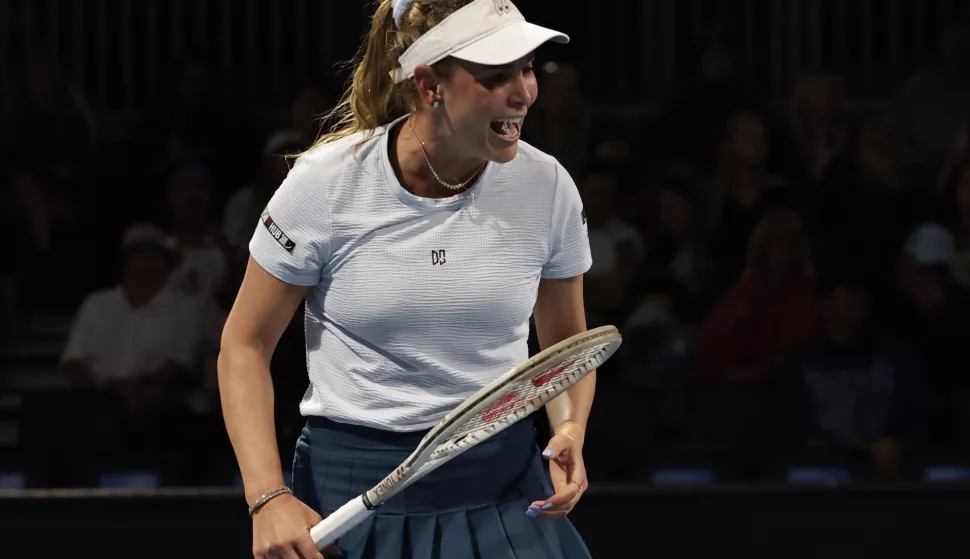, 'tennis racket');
309,325,622,549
